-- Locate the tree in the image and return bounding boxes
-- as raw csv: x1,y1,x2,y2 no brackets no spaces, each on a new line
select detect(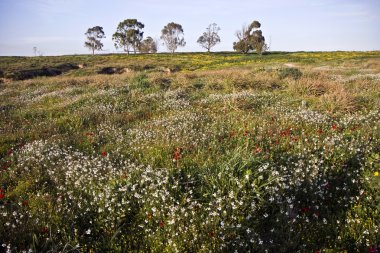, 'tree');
33,47,38,56
32,47,43,56
233,20,267,55
139,36,158,53
112,19,144,54
160,22,186,53
197,23,221,52
84,26,105,55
